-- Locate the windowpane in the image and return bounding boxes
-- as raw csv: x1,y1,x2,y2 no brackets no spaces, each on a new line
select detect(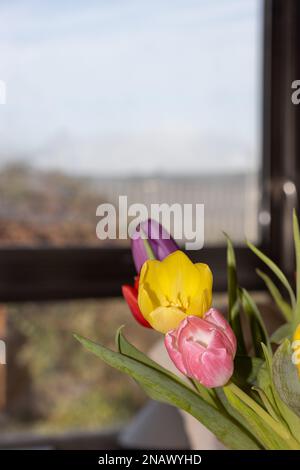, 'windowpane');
0,0,262,247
